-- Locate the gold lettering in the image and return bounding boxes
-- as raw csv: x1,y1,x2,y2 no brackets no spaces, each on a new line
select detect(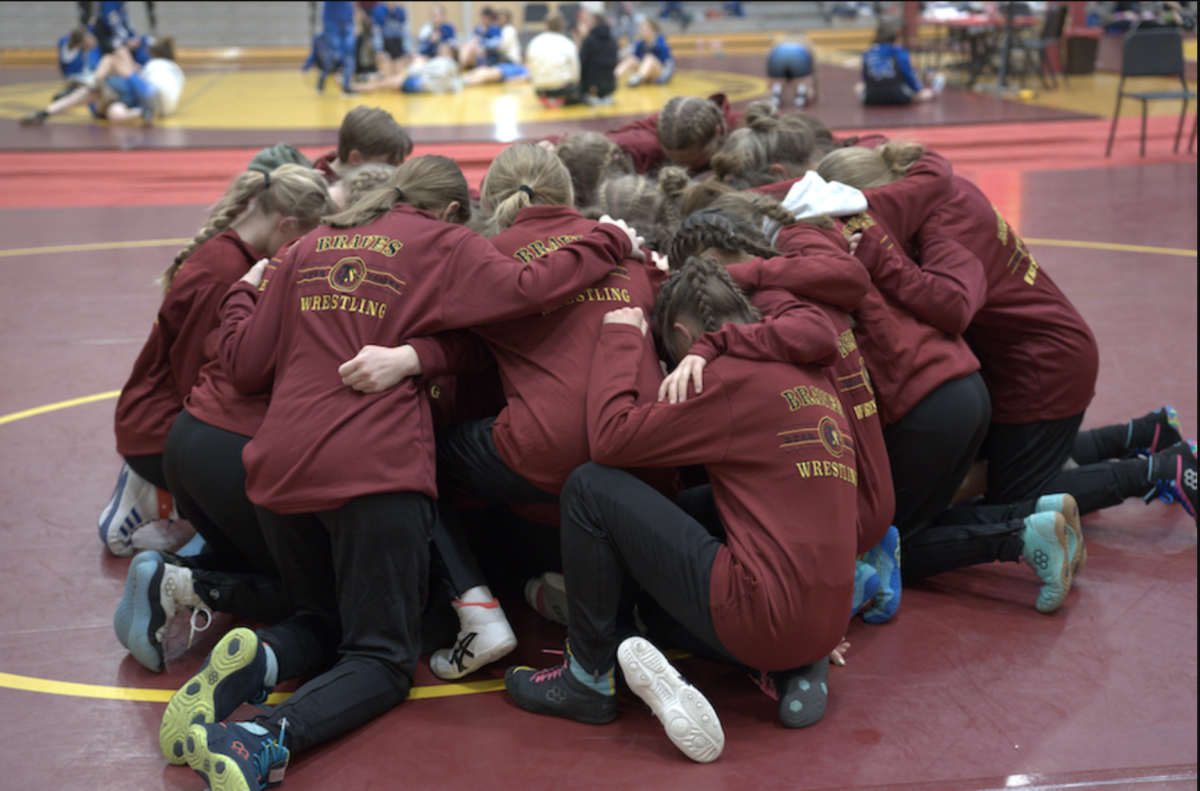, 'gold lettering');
1024,257,1039,285
529,240,549,257
378,303,387,319
796,462,811,478
837,329,858,358
853,400,878,420
783,391,803,411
